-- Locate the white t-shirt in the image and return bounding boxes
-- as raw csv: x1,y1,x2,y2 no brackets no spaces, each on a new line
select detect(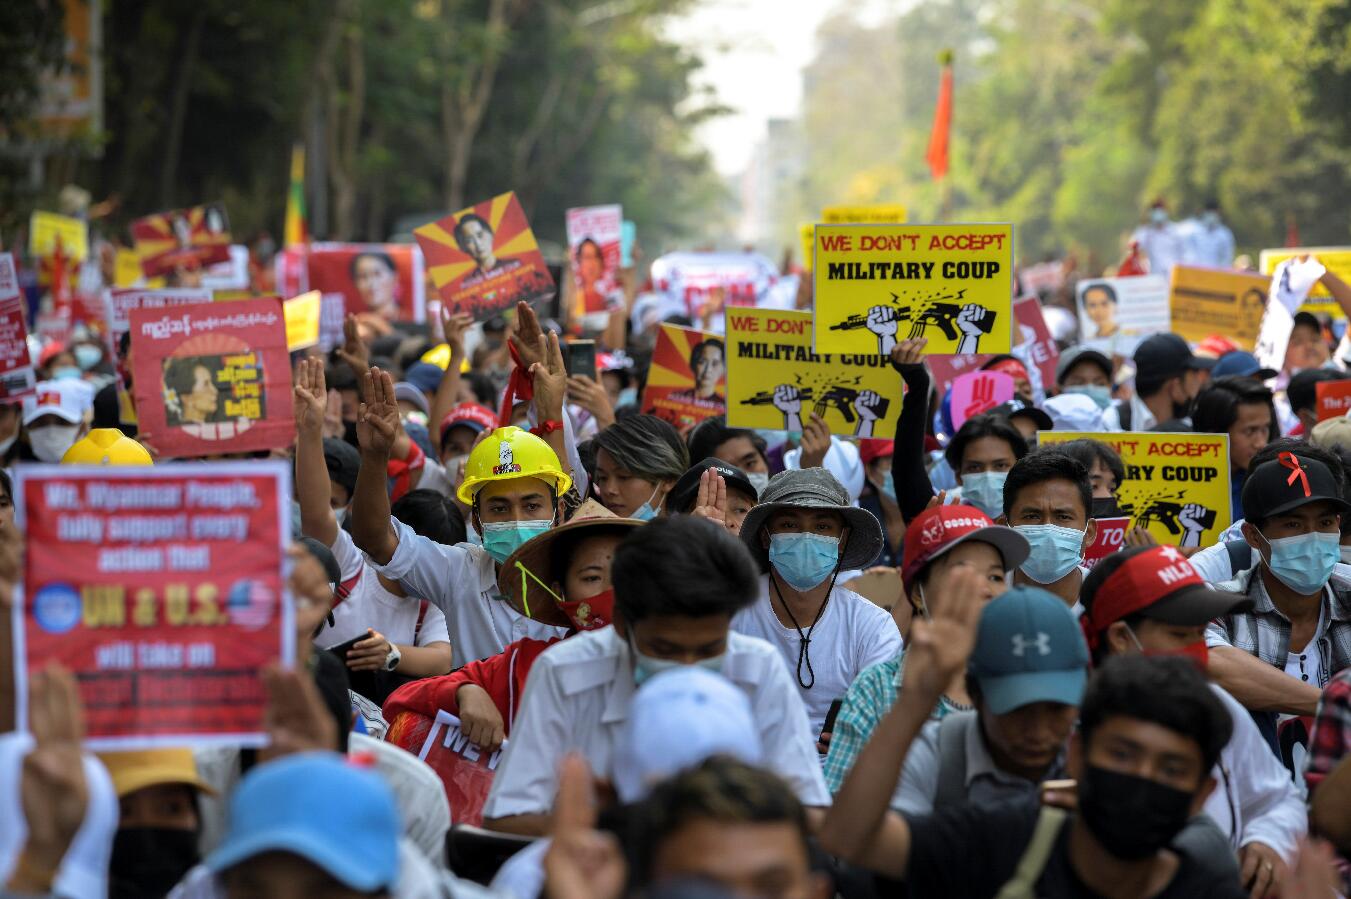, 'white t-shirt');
315,529,451,651
732,576,903,737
